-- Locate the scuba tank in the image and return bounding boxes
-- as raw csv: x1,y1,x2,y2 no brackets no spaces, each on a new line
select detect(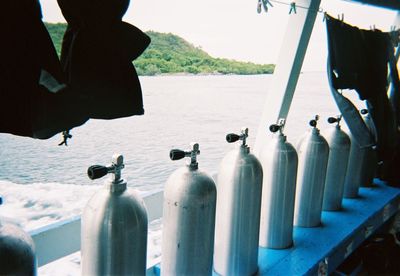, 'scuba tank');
214,128,263,276
344,109,377,197
294,115,329,227
161,143,216,276
322,115,351,211
0,197,36,276
360,109,378,187
259,119,298,249
82,154,148,276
